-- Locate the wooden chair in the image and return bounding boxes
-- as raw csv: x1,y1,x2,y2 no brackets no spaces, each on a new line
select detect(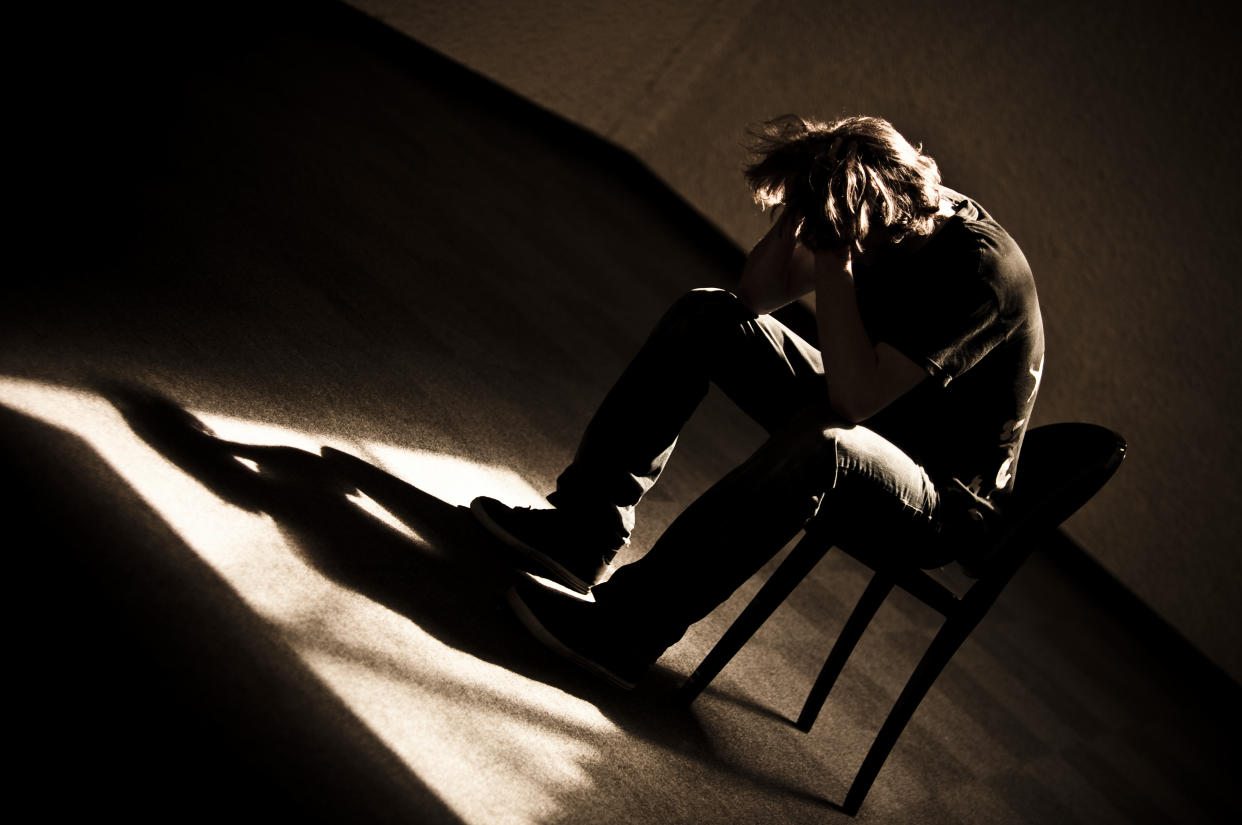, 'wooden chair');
679,423,1127,815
